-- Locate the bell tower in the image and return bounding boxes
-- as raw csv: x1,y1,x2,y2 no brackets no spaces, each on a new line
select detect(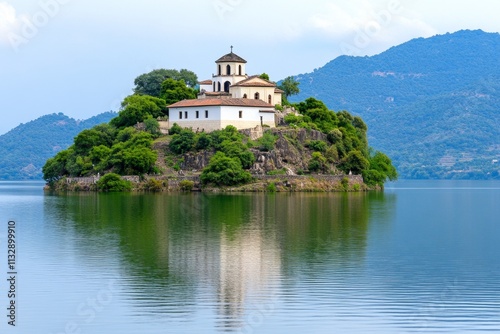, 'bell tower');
212,46,248,93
